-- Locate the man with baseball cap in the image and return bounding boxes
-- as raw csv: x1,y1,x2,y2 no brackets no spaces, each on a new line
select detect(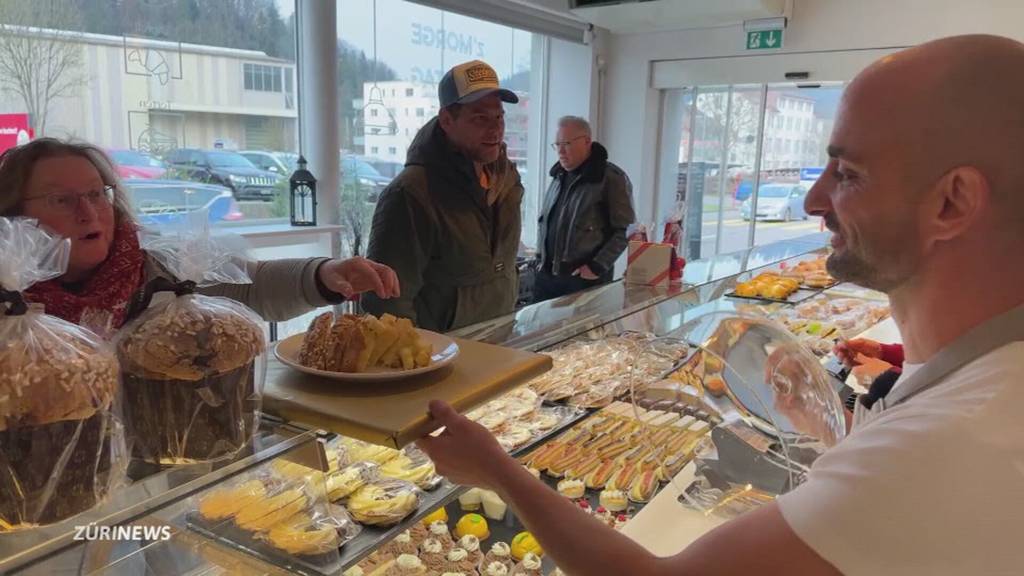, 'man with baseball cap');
364,60,524,332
